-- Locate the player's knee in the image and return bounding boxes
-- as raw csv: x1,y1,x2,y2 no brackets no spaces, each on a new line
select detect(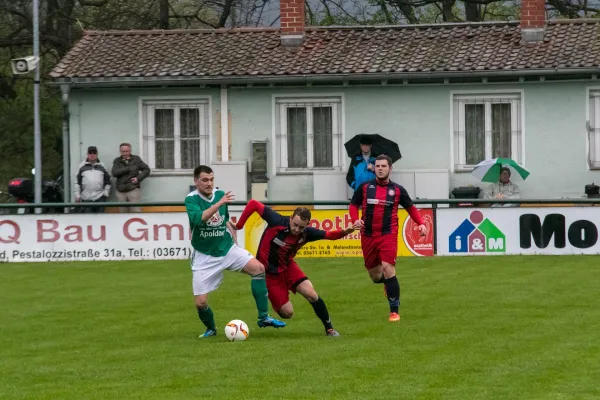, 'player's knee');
277,304,294,319
368,269,384,283
255,262,265,274
295,279,317,302
381,262,396,278
195,297,208,309
245,259,265,275
277,310,293,319
304,290,319,303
